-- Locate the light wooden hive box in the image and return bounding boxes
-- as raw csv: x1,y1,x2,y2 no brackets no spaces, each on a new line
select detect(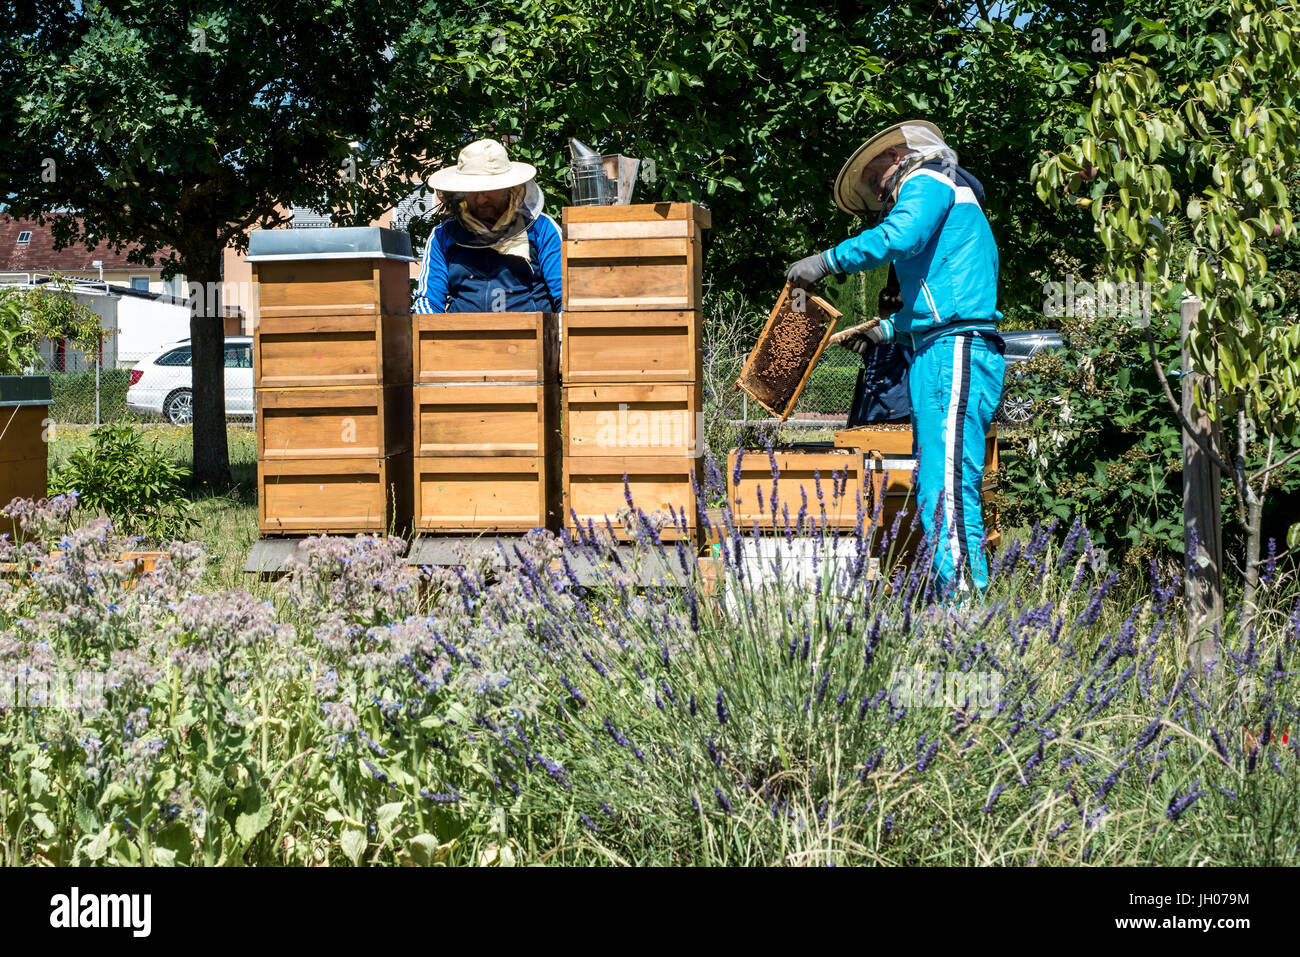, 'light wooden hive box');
410,311,561,533
832,425,1002,560
559,203,710,542
249,227,416,535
